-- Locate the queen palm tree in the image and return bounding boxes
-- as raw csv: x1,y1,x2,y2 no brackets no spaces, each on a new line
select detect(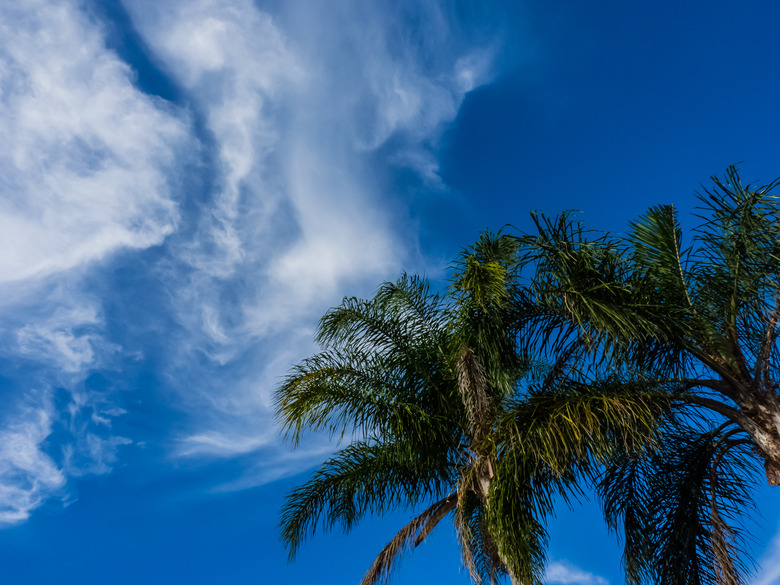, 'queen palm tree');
513,167,780,585
276,235,664,585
